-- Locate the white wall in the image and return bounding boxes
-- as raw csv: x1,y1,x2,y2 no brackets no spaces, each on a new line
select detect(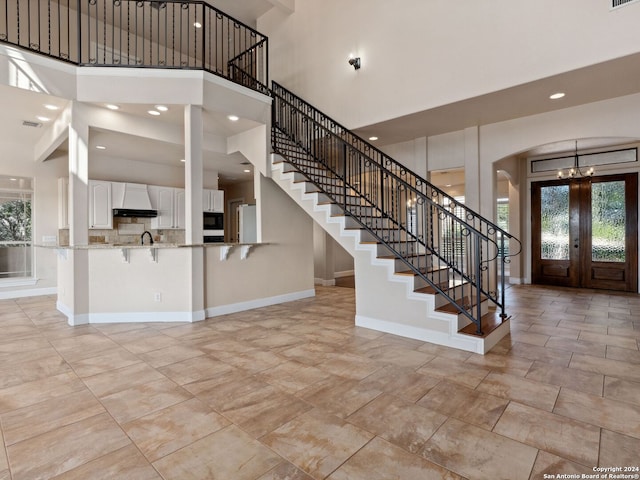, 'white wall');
260,0,640,129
